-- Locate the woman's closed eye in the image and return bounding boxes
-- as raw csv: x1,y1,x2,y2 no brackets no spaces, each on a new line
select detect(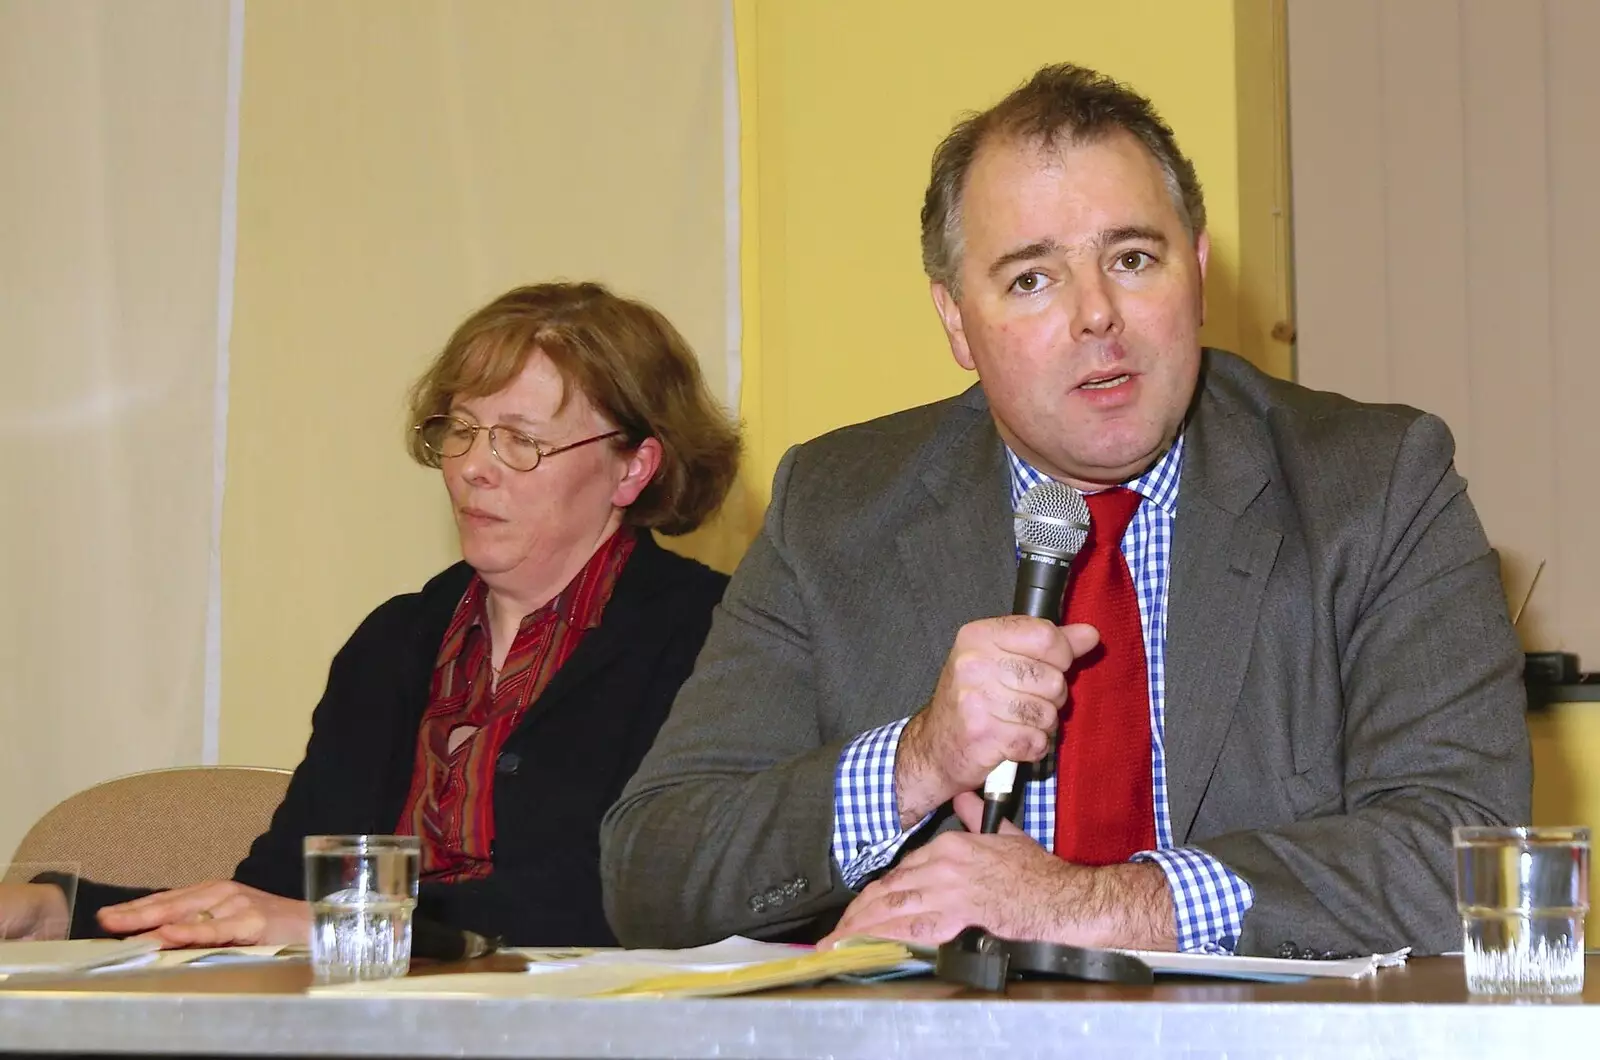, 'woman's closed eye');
494,426,542,462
